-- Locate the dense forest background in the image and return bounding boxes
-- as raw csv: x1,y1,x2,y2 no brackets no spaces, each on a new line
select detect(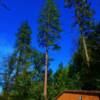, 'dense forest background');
0,0,100,100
